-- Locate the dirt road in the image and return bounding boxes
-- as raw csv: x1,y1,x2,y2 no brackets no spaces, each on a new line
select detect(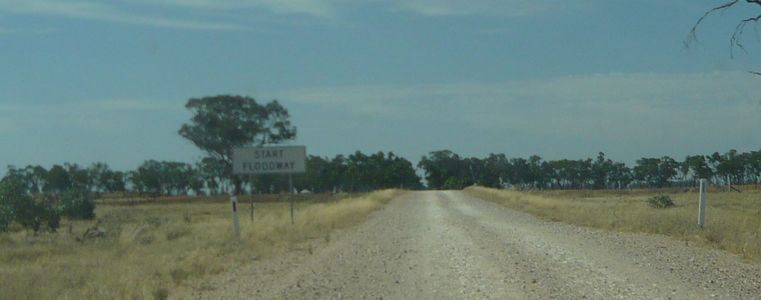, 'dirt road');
198,191,761,299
